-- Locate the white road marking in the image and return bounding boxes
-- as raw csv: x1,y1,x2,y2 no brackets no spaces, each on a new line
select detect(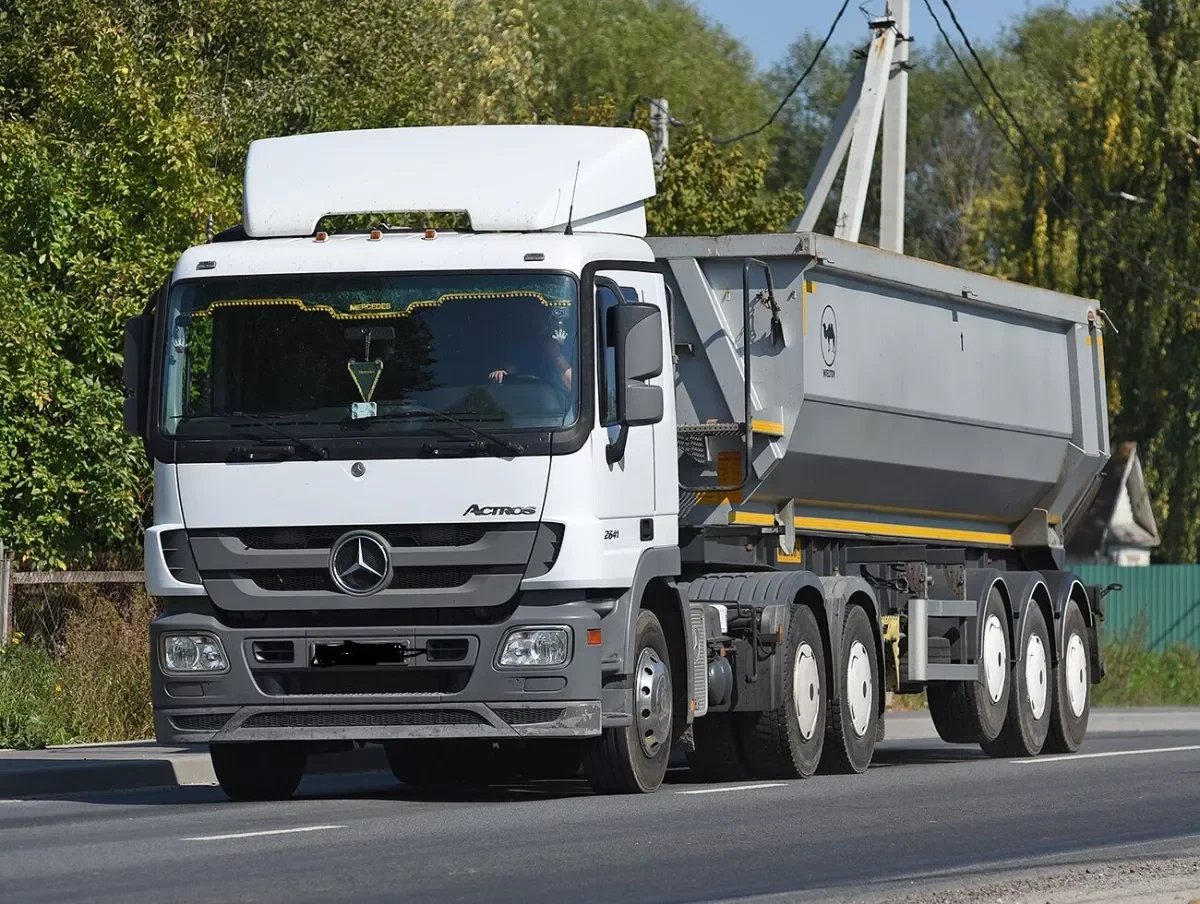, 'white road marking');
676,783,787,796
1014,744,1200,765
182,824,347,842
